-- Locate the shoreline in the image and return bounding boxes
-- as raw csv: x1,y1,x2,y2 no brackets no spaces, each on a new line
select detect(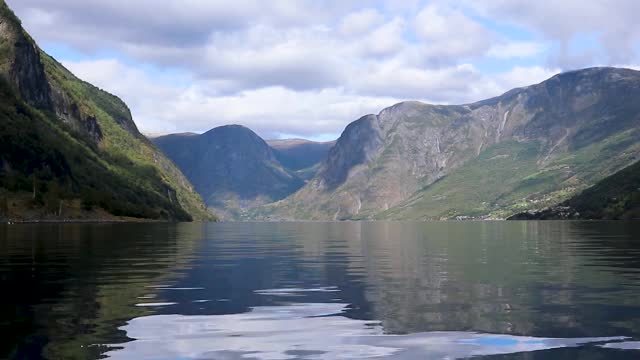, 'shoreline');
1,217,171,224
